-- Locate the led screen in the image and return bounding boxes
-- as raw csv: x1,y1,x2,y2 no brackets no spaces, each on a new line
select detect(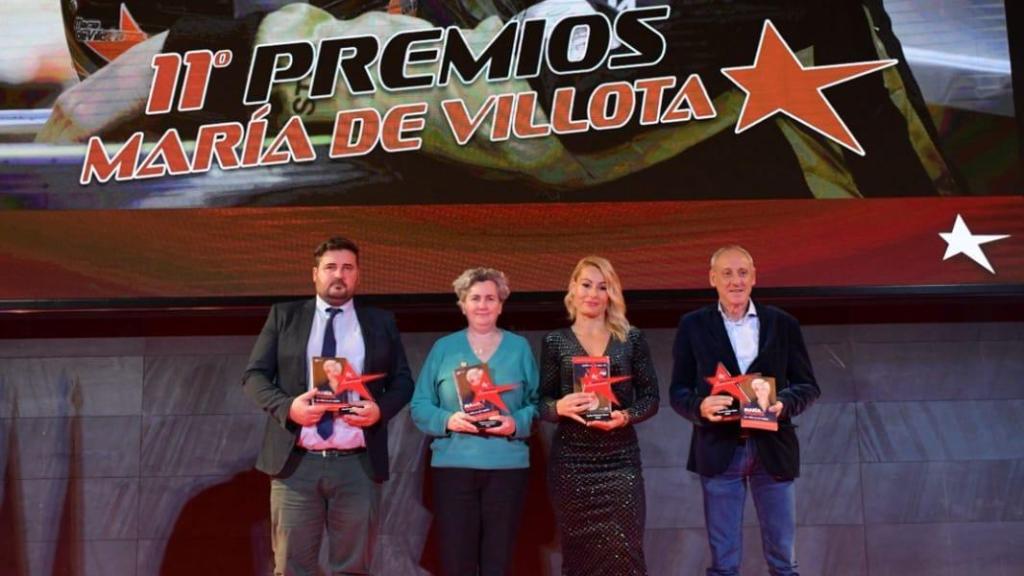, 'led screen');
0,0,1019,303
